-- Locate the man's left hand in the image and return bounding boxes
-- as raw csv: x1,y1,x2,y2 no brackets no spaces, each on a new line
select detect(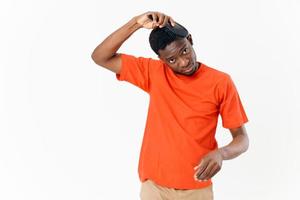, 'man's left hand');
193,149,223,182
